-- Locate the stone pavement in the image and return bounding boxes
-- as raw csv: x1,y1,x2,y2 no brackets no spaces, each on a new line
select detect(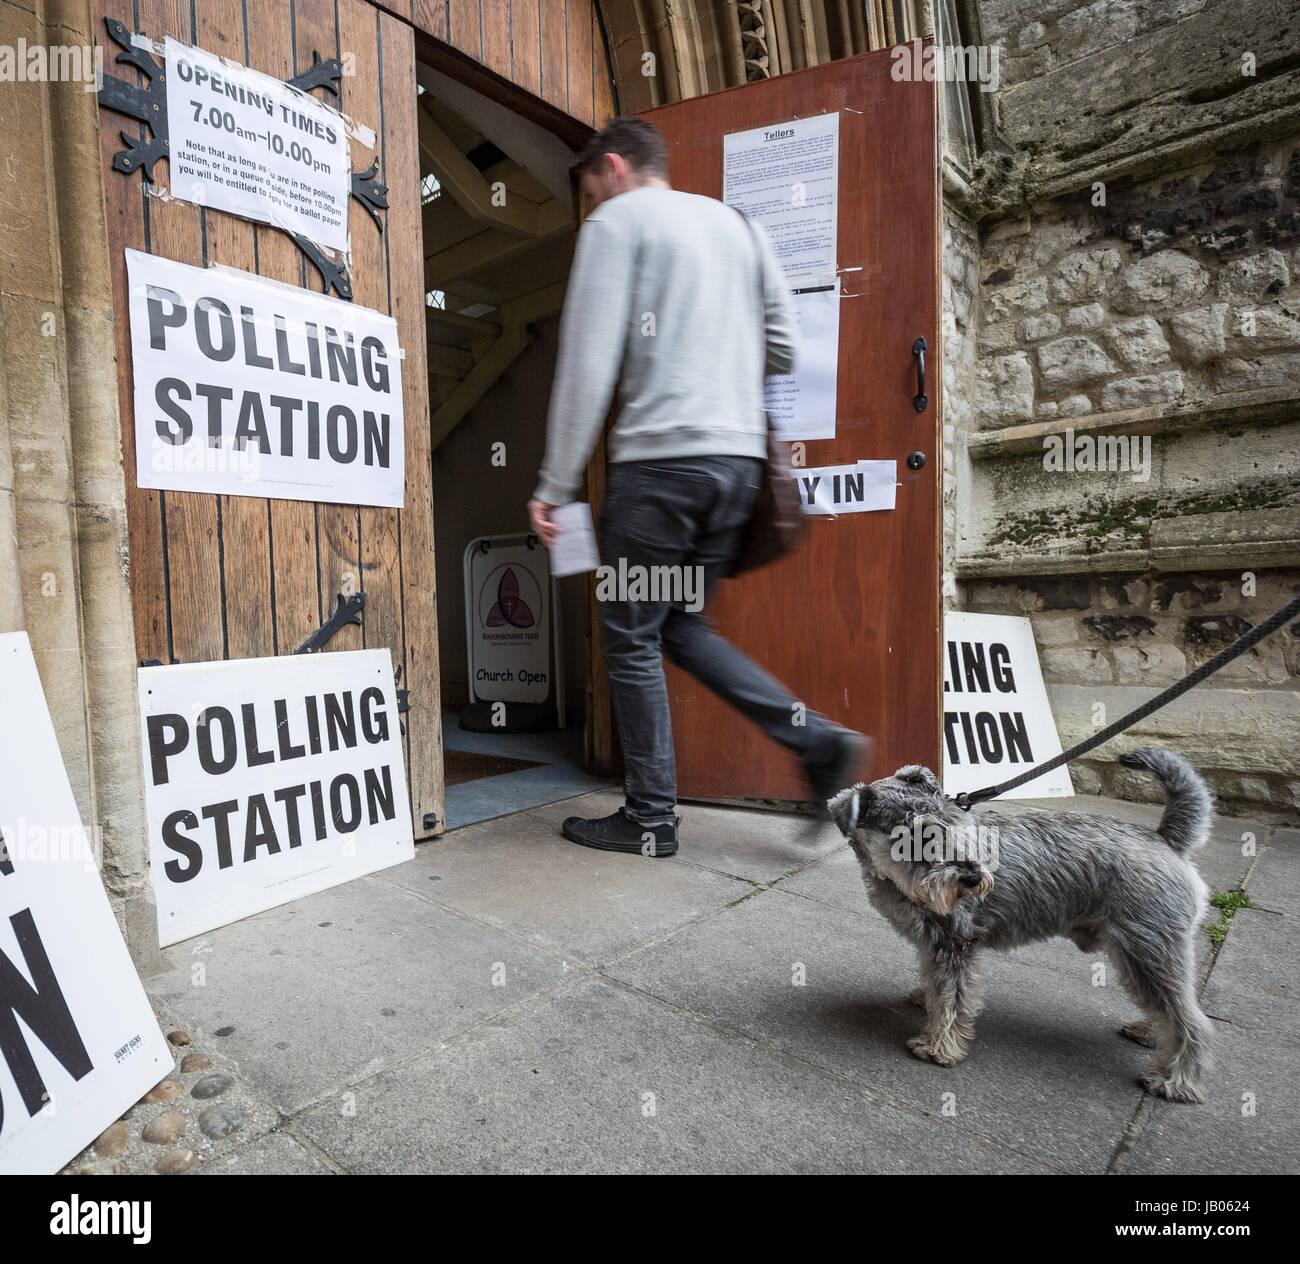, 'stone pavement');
72,790,1299,1175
